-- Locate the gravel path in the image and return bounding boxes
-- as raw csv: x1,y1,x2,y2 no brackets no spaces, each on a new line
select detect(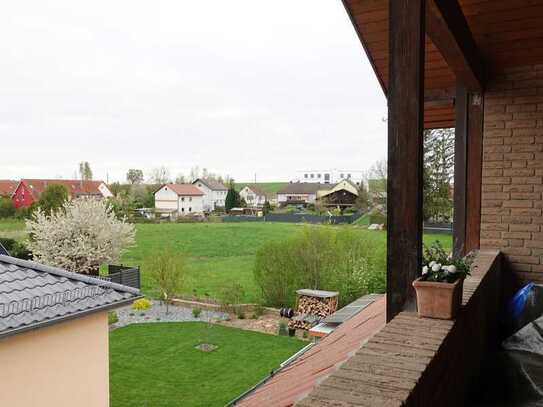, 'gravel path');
112,302,229,328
